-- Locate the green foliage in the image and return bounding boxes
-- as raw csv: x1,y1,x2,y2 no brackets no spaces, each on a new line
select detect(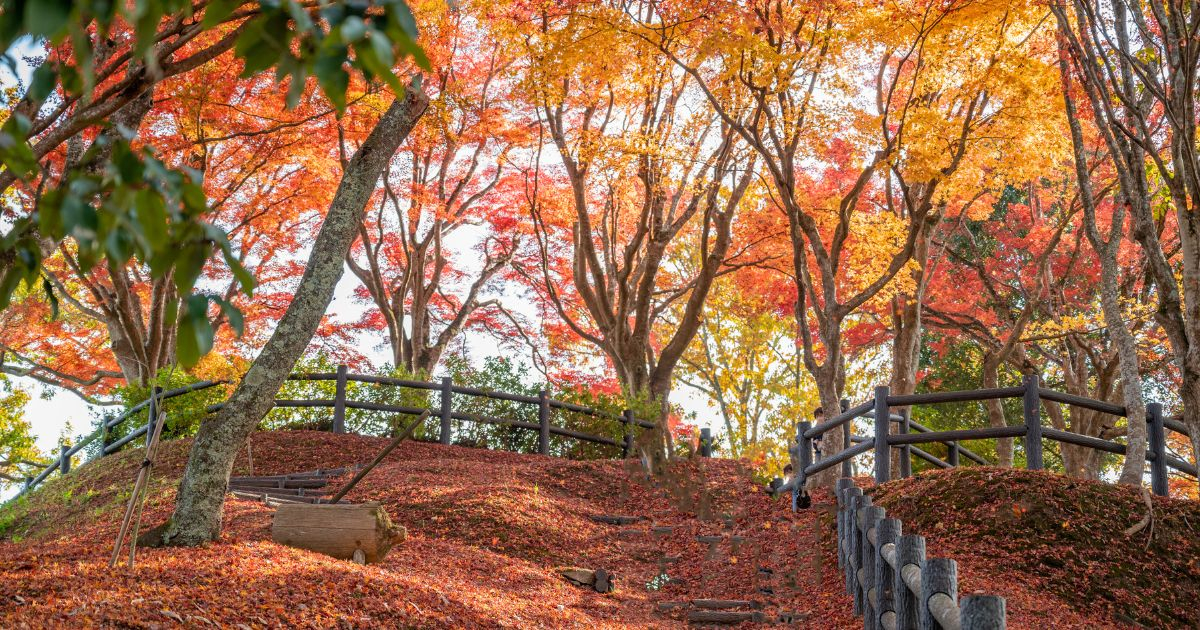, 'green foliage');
0,0,429,368
266,355,433,436
0,377,38,490
913,337,1025,470
93,369,231,456
444,356,649,460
